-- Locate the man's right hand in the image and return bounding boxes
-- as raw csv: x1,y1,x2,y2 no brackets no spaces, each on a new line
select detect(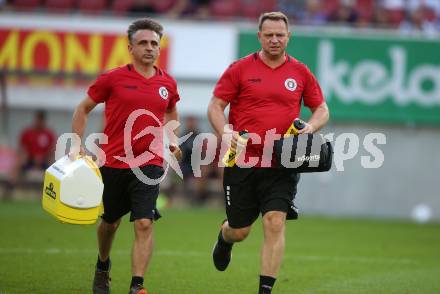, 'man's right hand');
68,145,86,161
223,126,240,150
